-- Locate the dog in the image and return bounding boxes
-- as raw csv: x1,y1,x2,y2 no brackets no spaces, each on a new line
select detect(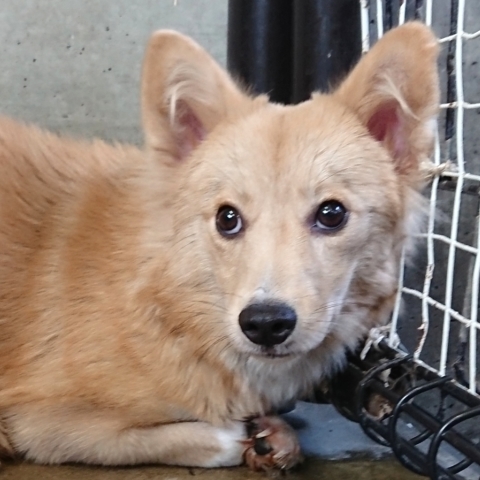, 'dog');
0,22,439,471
